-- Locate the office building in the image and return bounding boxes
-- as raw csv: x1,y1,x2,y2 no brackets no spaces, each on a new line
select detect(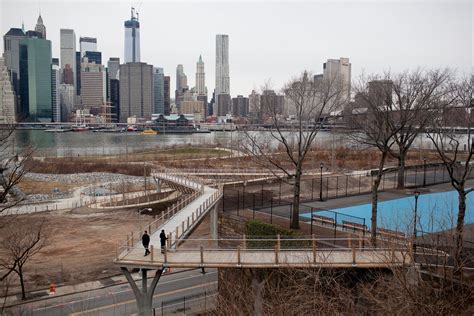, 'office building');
0,58,16,123
79,37,97,58
175,64,188,108
84,51,102,65
215,34,229,114
196,55,206,96
323,57,351,108
60,29,76,88
59,84,74,121
153,67,164,114
180,100,205,121
3,28,26,98
119,62,153,122
75,51,81,96
52,64,60,122
34,14,46,39
19,36,52,121
109,79,120,122
261,90,284,116
164,76,170,115
232,95,249,117
107,57,120,80
124,7,140,63
80,57,106,113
